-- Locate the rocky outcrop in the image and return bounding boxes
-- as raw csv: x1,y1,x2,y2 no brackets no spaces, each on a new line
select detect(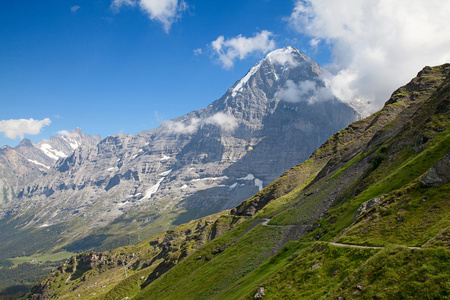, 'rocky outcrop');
28,214,244,299
421,152,450,187
254,287,266,299
353,196,385,222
